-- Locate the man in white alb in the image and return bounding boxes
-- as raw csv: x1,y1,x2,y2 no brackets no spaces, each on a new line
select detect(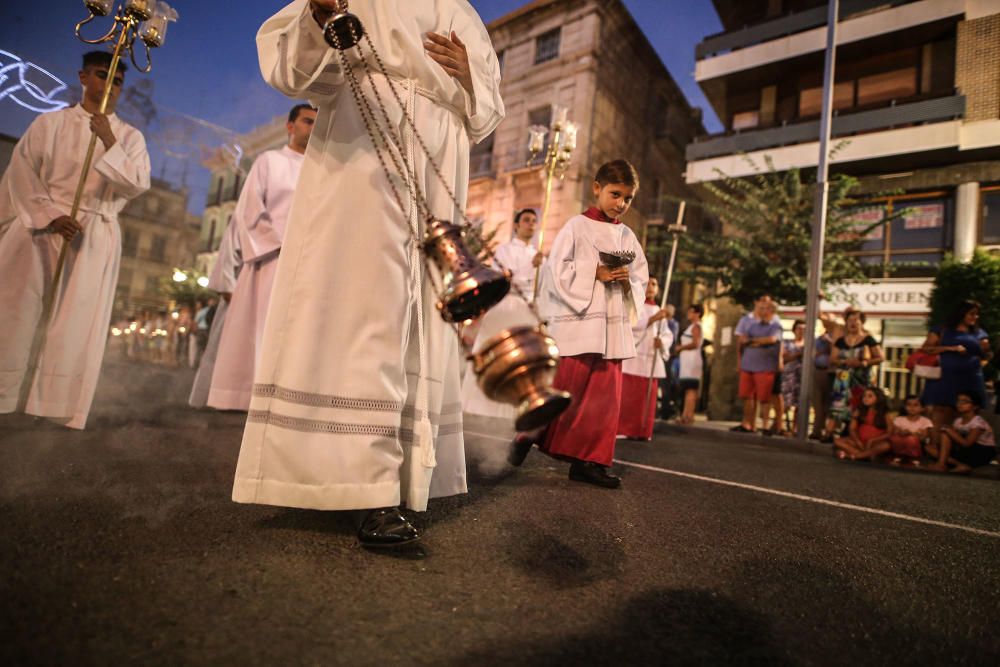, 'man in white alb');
232,0,504,548
207,104,316,411
0,51,150,429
